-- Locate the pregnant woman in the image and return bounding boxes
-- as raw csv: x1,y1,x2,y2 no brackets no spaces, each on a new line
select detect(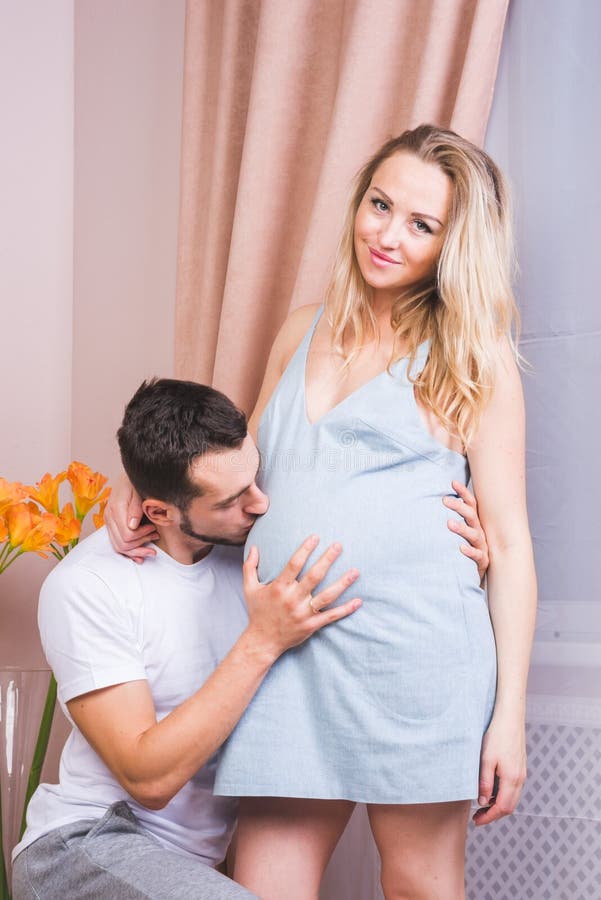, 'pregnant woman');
107,125,536,899
211,125,537,899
